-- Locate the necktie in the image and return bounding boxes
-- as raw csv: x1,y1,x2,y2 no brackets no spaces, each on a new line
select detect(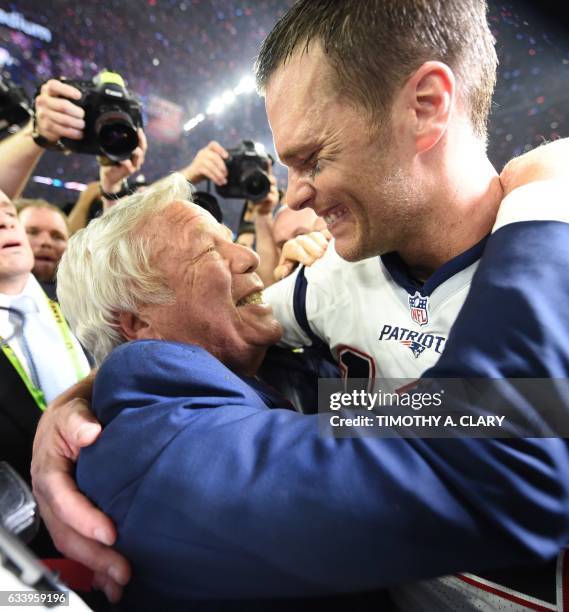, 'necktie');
8,296,41,390
8,295,64,403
